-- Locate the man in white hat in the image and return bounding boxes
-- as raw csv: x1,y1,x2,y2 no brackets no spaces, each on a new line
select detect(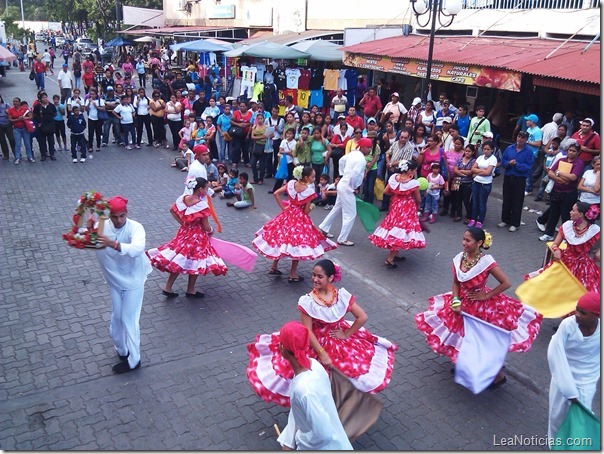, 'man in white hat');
380,92,408,128
407,97,424,126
